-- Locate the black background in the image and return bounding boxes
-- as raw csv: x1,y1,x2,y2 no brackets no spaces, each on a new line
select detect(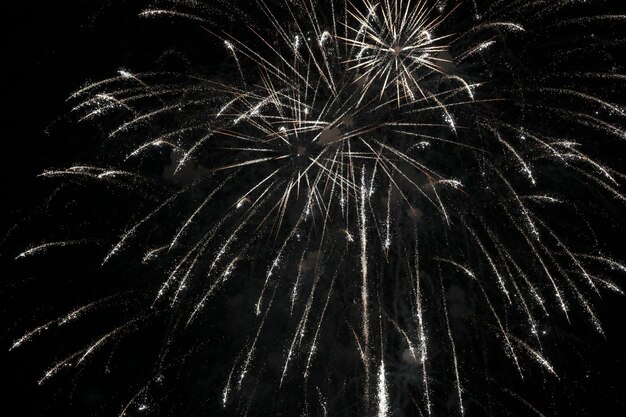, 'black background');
2,1,626,416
